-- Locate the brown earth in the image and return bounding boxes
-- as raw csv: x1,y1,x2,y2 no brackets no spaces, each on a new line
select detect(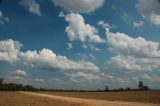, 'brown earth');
0,92,88,106
21,91,159,106
0,91,159,106
39,91,160,104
